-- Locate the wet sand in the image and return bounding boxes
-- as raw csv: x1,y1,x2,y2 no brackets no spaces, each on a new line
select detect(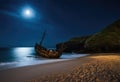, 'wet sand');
0,54,120,82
